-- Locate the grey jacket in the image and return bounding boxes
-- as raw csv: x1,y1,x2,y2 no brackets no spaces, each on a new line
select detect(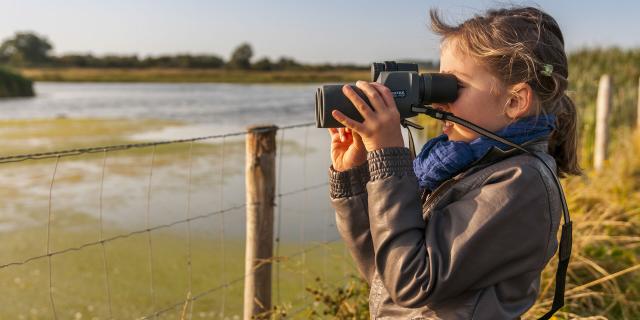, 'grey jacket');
329,142,561,319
